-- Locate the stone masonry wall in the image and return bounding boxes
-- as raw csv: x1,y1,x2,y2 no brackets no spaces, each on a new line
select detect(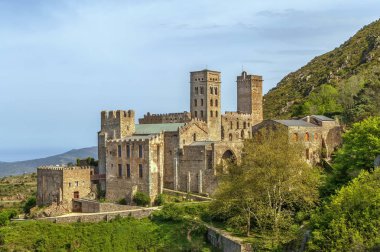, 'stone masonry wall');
138,112,191,124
